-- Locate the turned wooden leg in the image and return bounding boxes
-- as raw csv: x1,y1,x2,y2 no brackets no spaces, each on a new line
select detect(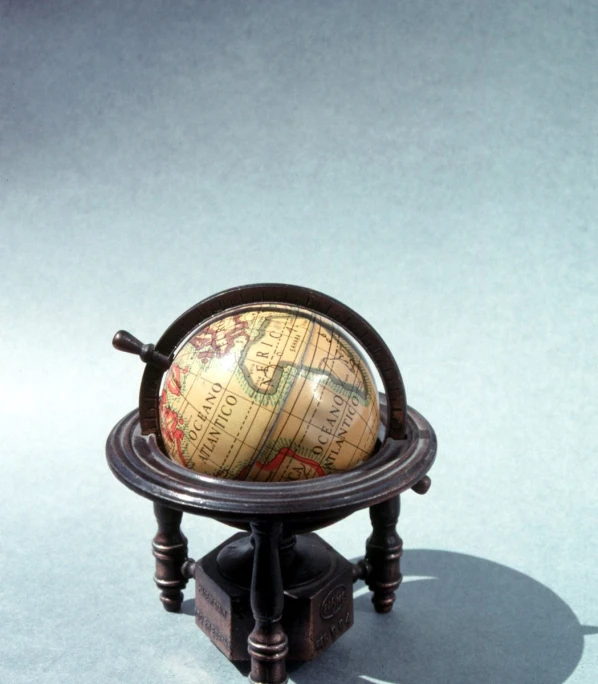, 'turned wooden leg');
365,495,403,613
248,521,289,684
152,502,188,612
